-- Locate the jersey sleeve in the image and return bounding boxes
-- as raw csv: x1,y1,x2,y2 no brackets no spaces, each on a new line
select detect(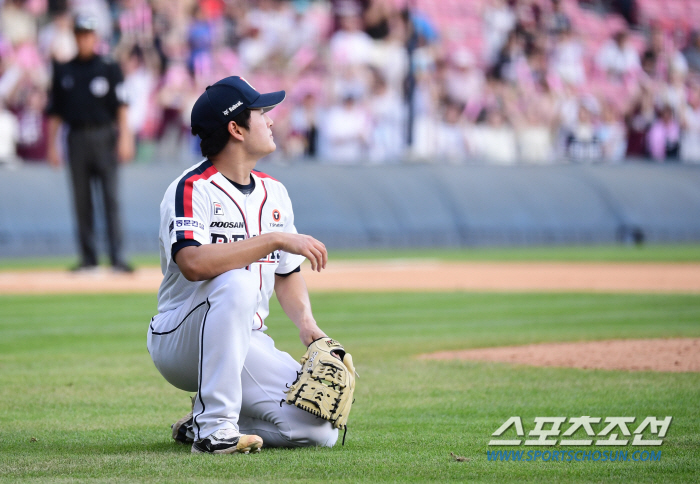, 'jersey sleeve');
46,61,63,117
163,182,210,272
275,186,307,275
109,61,128,107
